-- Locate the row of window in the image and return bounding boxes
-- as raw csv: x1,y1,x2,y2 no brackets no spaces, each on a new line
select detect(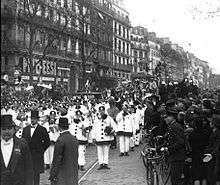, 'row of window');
149,49,160,59
114,21,130,39
132,50,148,59
114,38,130,55
114,56,130,65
